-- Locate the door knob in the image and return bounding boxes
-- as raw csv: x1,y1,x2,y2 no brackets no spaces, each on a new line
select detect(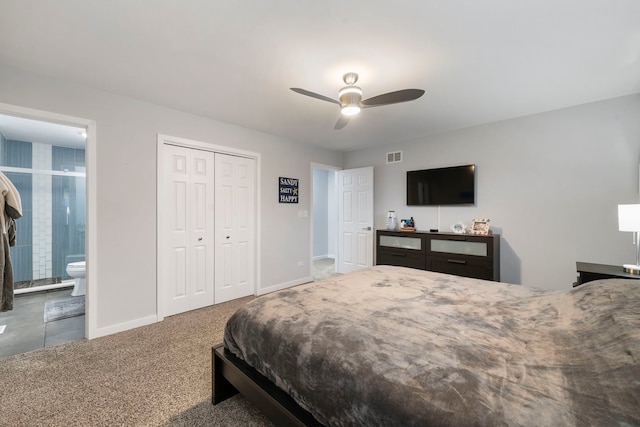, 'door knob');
226,236,230,239
362,226,372,231
197,237,202,241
